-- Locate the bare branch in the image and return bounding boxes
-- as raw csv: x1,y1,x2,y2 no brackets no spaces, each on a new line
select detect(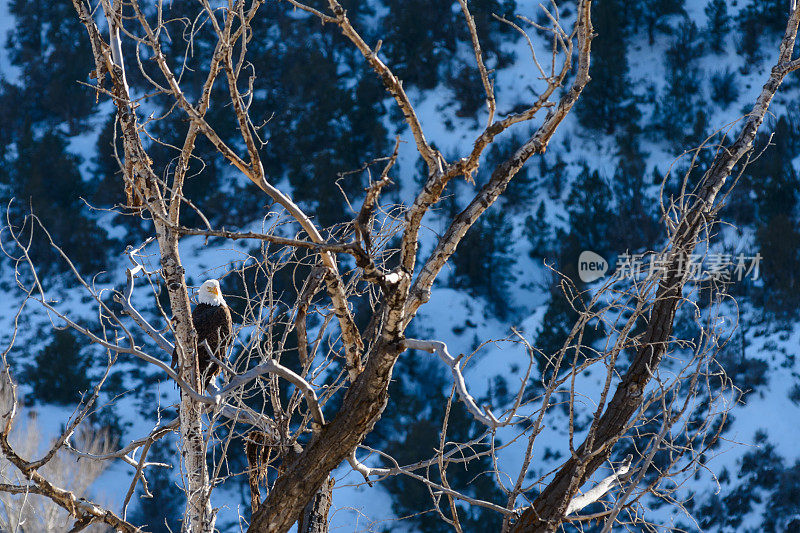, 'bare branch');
117,265,175,353
565,455,632,516
457,0,496,127
404,339,501,428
